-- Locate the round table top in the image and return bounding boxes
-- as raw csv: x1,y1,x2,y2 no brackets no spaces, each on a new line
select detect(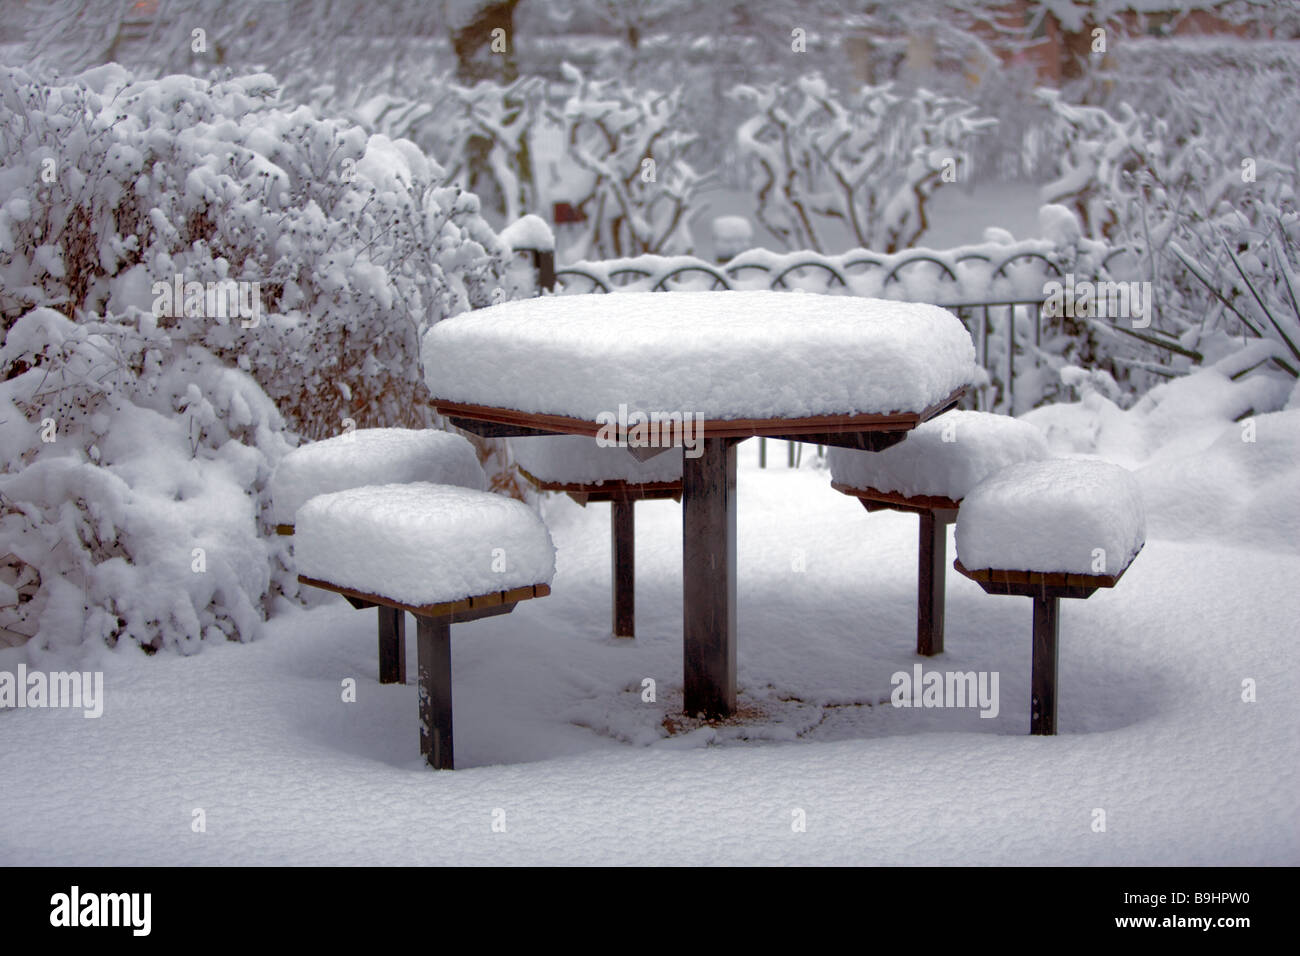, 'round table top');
423,290,975,437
